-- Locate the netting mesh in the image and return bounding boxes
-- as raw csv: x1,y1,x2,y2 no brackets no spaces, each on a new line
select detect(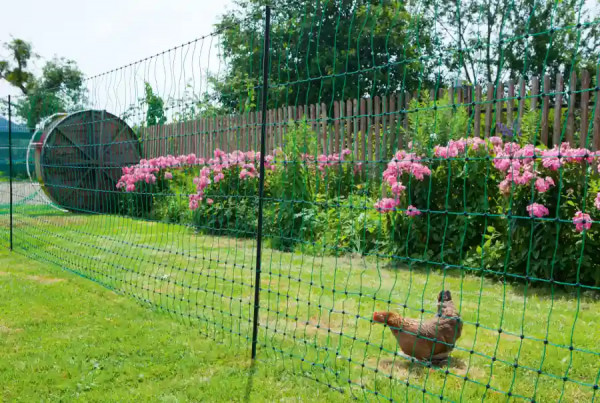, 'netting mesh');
2,0,600,401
